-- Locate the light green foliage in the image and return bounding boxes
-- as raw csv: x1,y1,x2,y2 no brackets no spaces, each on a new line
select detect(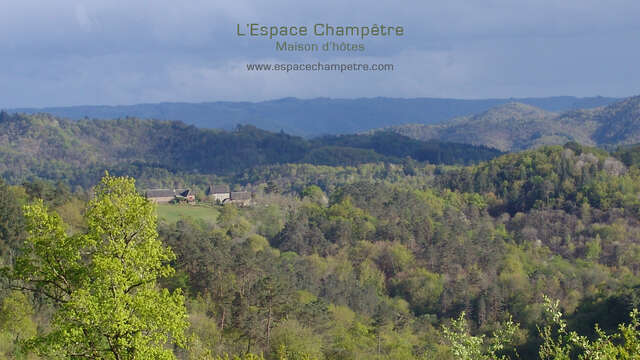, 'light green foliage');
4,174,188,359
5,142,640,359
247,234,270,253
324,305,376,359
184,296,223,360
391,268,442,315
0,291,38,359
442,312,519,360
269,319,323,360
585,235,602,261
539,296,640,360
218,204,251,238
252,204,285,239
0,291,37,340
301,185,328,206
53,197,87,233
379,242,415,276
